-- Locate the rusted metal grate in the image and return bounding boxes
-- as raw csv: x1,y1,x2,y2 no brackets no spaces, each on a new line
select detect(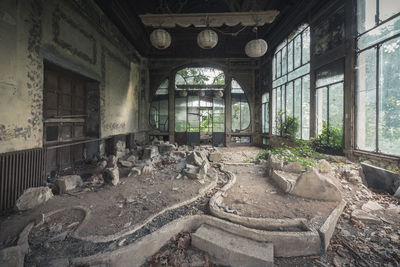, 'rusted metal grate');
0,148,45,212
